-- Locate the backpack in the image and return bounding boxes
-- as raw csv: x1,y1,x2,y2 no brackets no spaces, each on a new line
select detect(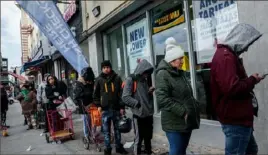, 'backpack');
121,74,137,94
